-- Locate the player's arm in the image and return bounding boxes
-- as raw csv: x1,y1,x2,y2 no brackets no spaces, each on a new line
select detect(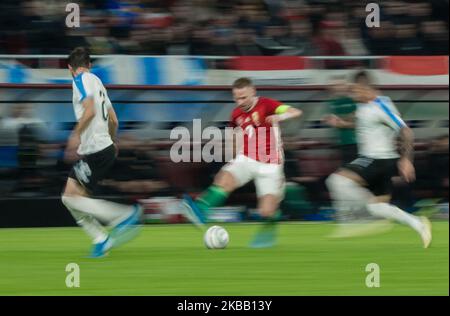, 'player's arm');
376,98,415,182
70,73,97,140
73,97,96,137
107,105,119,141
398,126,415,182
399,126,414,162
65,97,95,160
323,112,355,128
266,104,302,124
